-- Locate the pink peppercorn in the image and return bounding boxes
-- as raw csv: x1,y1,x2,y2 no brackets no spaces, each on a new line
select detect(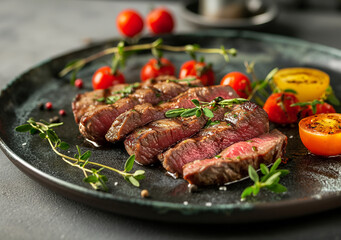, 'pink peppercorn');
59,109,66,116
75,79,83,89
45,102,53,110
